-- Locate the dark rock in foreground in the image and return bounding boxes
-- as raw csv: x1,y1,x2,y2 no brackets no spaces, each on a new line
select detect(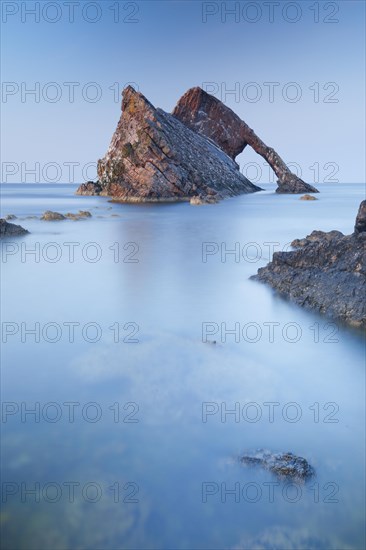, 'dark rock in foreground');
173,87,318,195
251,200,366,329
0,218,29,237
240,449,315,481
77,86,260,202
